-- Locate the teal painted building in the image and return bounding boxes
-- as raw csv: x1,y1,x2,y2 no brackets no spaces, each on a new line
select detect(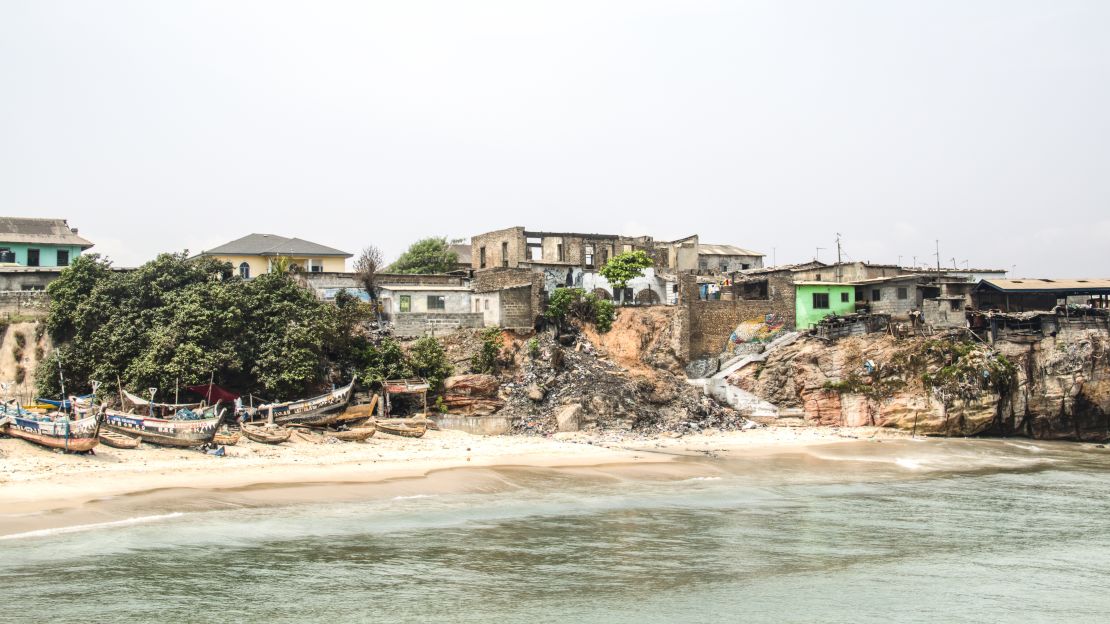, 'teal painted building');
795,281,857,328
0,218,93,267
